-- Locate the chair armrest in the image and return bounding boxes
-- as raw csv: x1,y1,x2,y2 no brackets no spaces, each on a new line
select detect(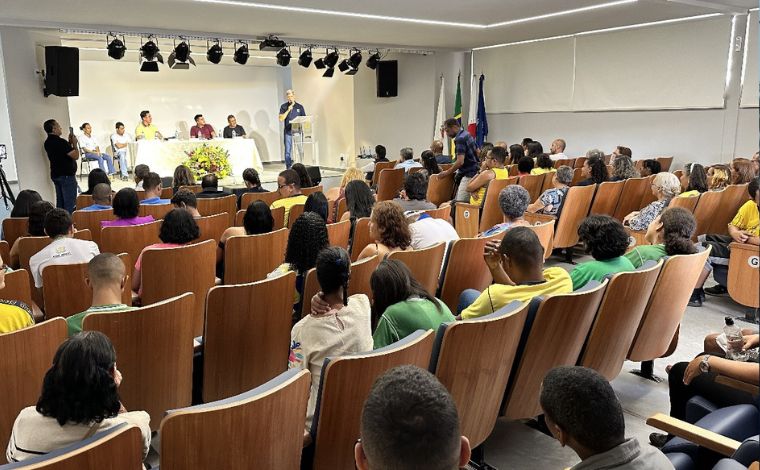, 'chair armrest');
523,212,556,225
715,375,760,396
454,204,480,239
729,243,760,253
646,413,742,457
